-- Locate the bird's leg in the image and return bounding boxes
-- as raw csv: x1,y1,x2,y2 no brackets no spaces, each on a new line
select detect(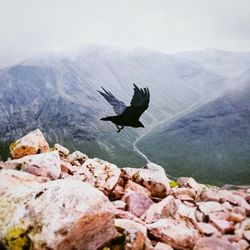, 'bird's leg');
116,125,121,133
